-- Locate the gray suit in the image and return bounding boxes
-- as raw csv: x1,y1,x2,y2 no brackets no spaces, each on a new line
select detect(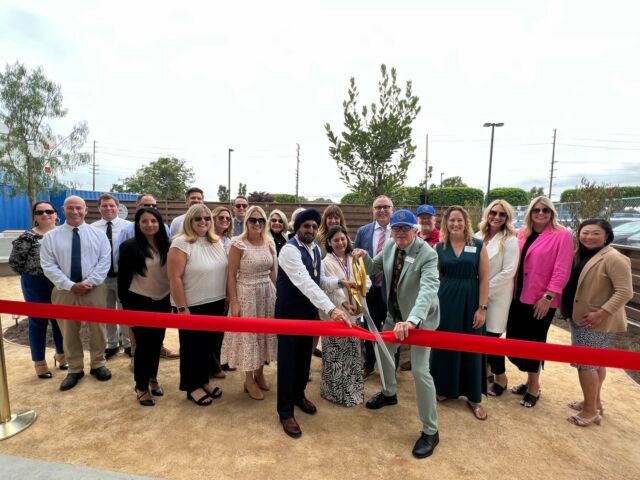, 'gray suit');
362,236,439,434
